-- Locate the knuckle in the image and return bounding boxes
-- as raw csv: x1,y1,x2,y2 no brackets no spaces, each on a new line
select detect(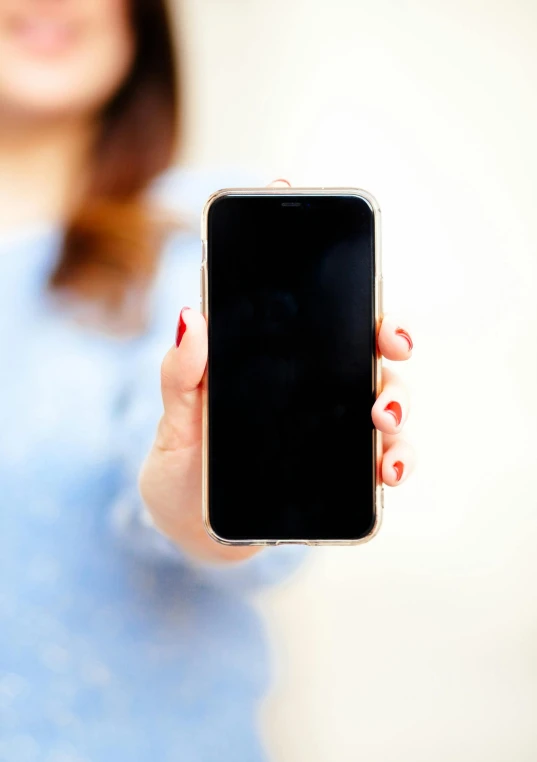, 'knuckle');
154,412,201,454
154,414,186,453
